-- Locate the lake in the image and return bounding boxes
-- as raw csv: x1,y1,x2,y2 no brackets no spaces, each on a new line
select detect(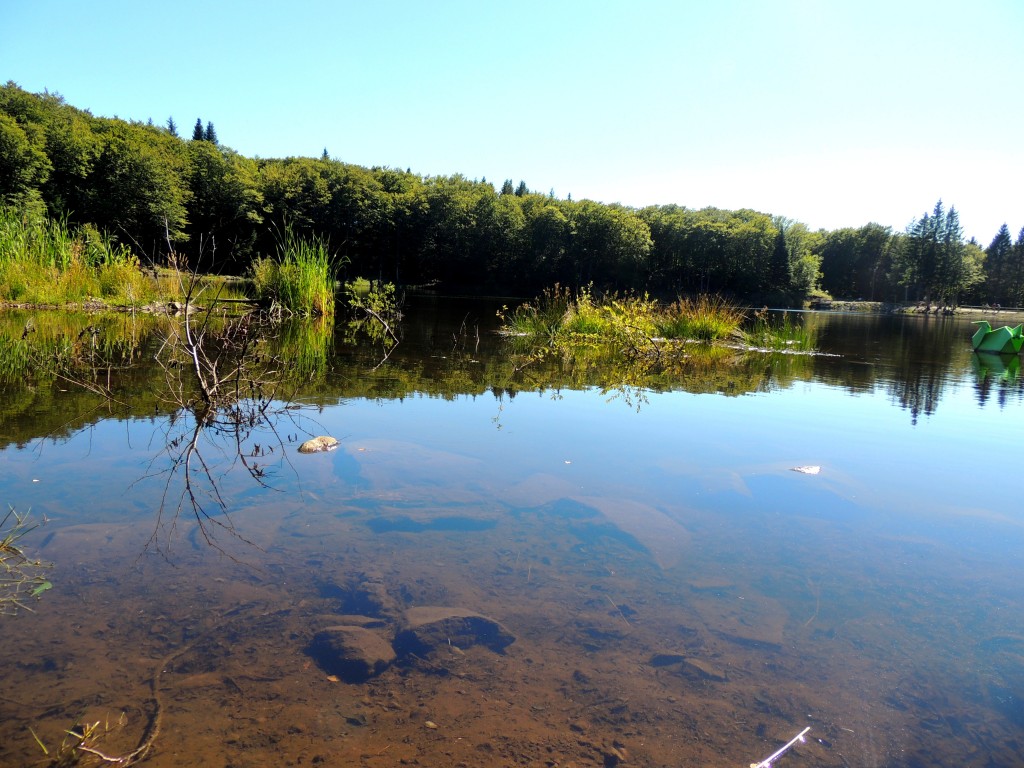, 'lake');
1,298,1022,768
